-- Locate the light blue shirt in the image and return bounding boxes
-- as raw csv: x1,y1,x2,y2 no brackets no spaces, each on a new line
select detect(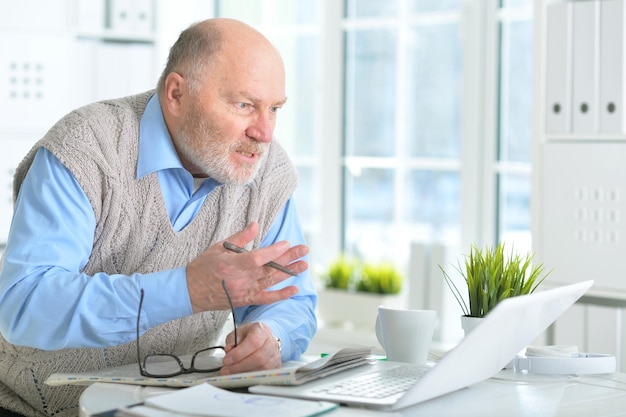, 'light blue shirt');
0,95,317,360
